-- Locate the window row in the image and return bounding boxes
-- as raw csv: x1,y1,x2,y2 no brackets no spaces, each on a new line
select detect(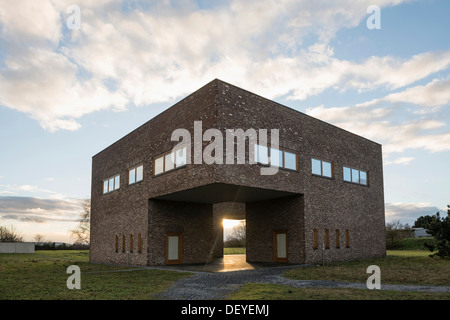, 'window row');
254,144,298,171
103,154,367,193
103,174,120,194
313,229,350,249
115,233,142,253
343,166,368,185
103,164,143,194
153,146,188,176
311,158,368,186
